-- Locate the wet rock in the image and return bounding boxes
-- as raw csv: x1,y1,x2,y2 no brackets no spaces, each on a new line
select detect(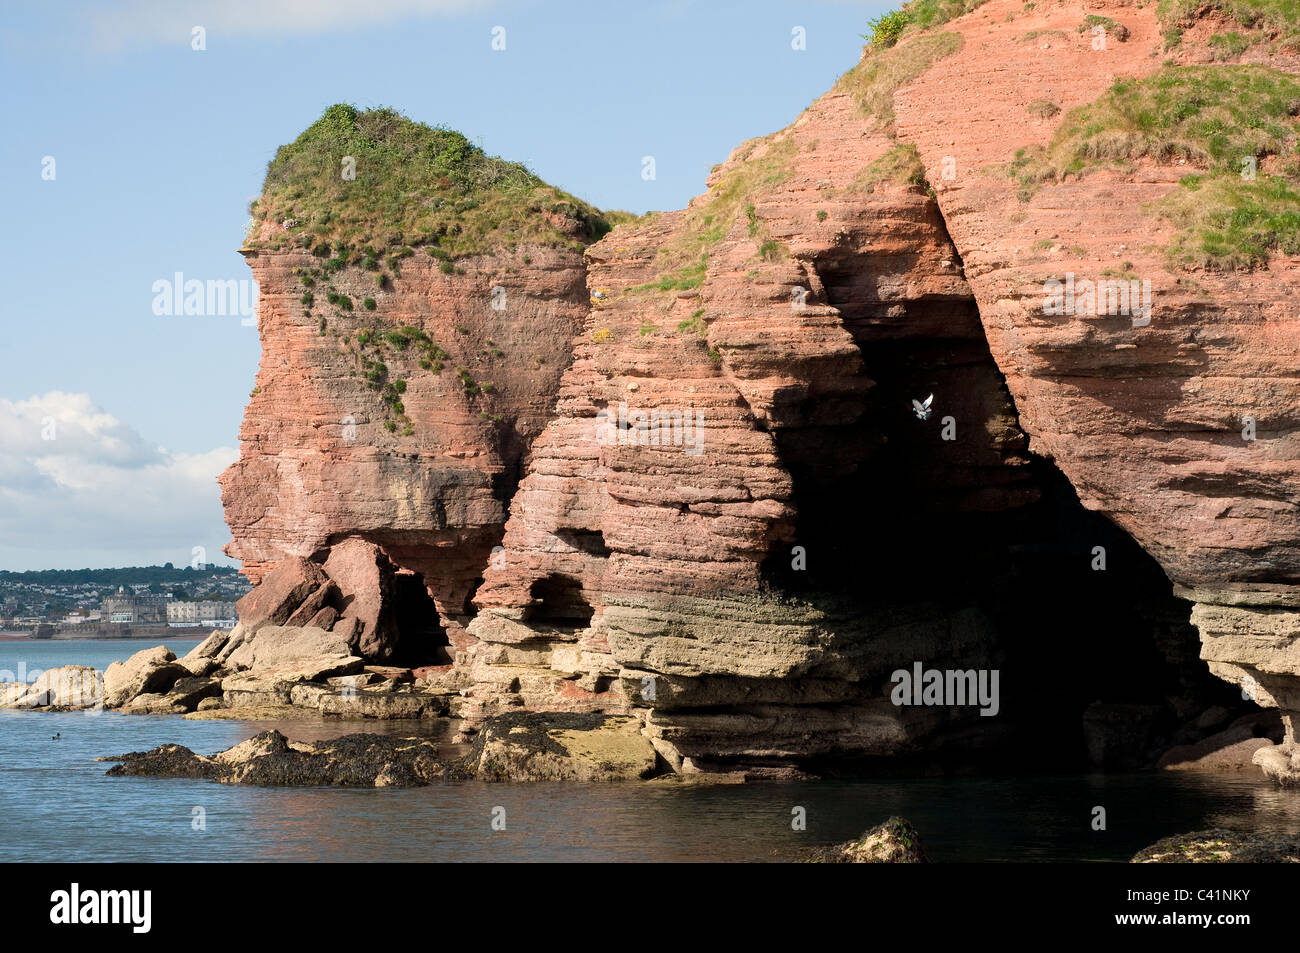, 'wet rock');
100,743,223,780
454,711,659,781
103,646,188,709
1133,830,1300,863
102,730,446,788
805,817,928,863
